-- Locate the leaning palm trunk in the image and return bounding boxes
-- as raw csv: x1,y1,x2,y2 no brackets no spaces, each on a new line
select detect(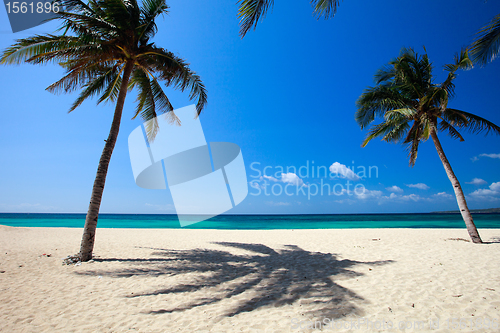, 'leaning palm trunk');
79,61,134,261
430,128,482,244
1,0,208,262
356,48,499,244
